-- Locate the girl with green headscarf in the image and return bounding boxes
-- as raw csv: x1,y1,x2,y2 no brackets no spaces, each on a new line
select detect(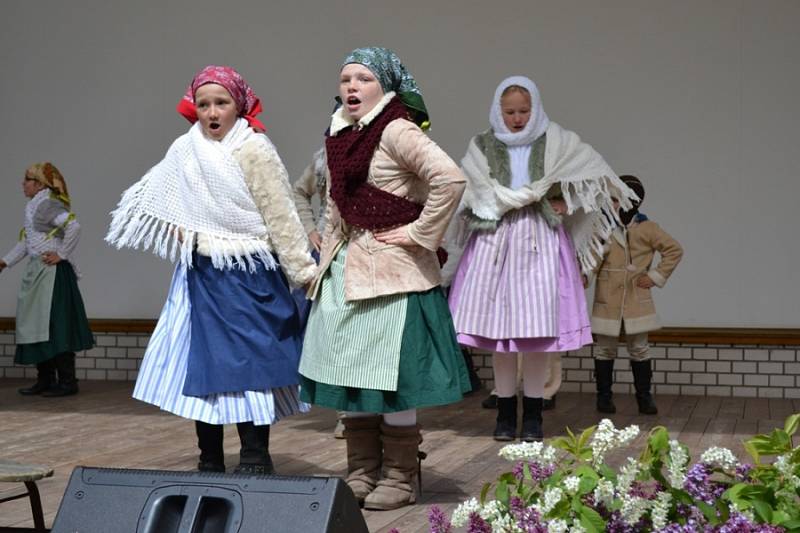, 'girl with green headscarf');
297,47,471,511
